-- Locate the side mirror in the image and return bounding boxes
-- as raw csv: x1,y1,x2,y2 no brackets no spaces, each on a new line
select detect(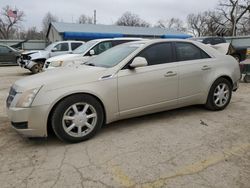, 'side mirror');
89,49,95,56
51,47,57,52
129,57,148,69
